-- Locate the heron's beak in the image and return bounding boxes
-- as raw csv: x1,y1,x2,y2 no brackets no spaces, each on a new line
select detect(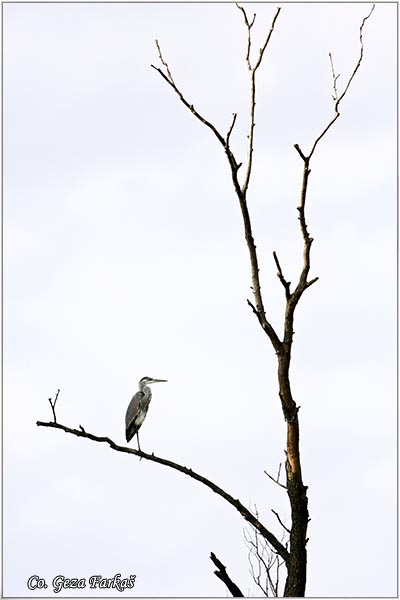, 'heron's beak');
152,379,167,383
